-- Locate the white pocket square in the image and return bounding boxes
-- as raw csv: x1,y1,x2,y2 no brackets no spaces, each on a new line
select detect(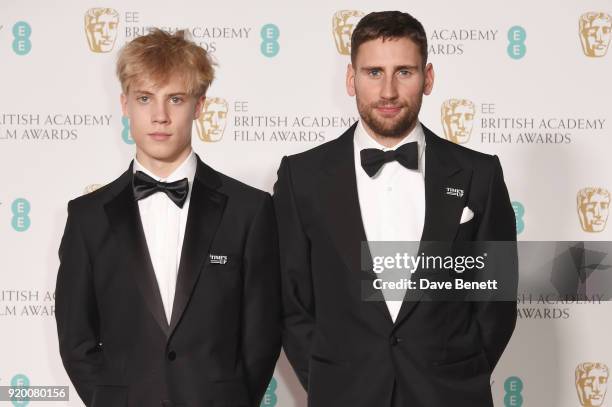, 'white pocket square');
459,206,474,224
